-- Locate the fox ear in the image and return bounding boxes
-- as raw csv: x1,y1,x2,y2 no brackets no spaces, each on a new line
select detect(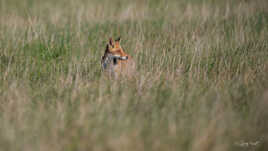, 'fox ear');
115,37,121,47
109,37,114,46
106,44,113,52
